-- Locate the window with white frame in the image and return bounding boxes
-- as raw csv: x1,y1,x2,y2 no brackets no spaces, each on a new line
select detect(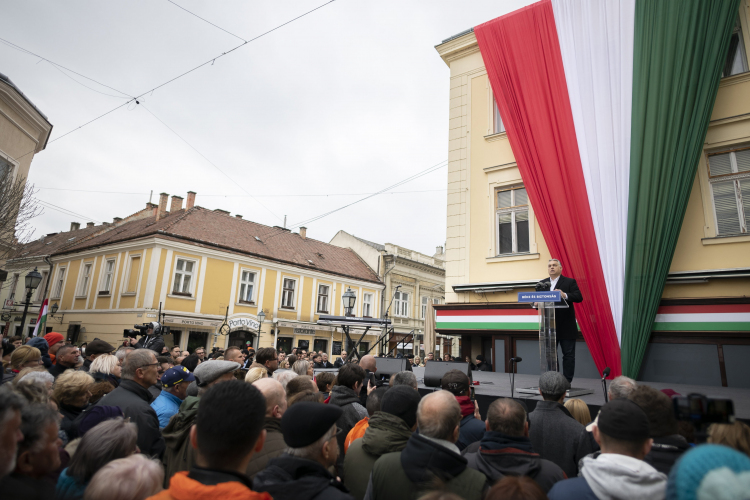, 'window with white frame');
421,297,428,319
8,273,19,300
493,98,506,134
35,271,48,301
363,292,373,317
281,278,296,309
172,259,195,295
100,259,115,295
77,263,92,296
707,147,750,235
238,270,256,303
433,298,441,305
497,186,530,255
394,291,409,317
52,268,65,298
124,256,140,293
316,284,329,313
723,15,749,78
